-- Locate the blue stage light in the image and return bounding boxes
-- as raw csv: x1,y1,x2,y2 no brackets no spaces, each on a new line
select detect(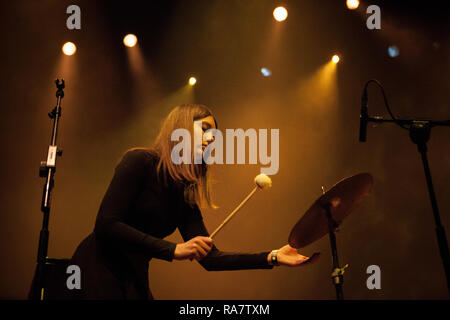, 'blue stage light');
388,46,399,58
